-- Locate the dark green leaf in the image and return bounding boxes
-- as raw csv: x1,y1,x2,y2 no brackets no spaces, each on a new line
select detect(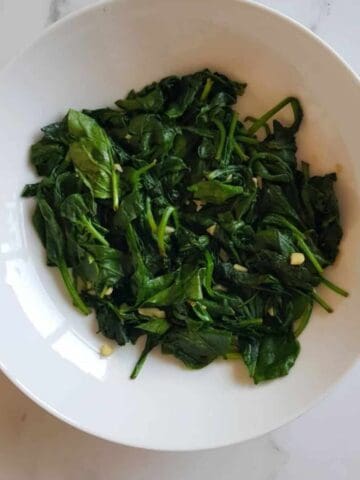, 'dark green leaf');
137,318,170,335
253,334,300,383
188,180,245,204
116,83,164,113
162,327,232,369
67,109,119,208
30,140,67,177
